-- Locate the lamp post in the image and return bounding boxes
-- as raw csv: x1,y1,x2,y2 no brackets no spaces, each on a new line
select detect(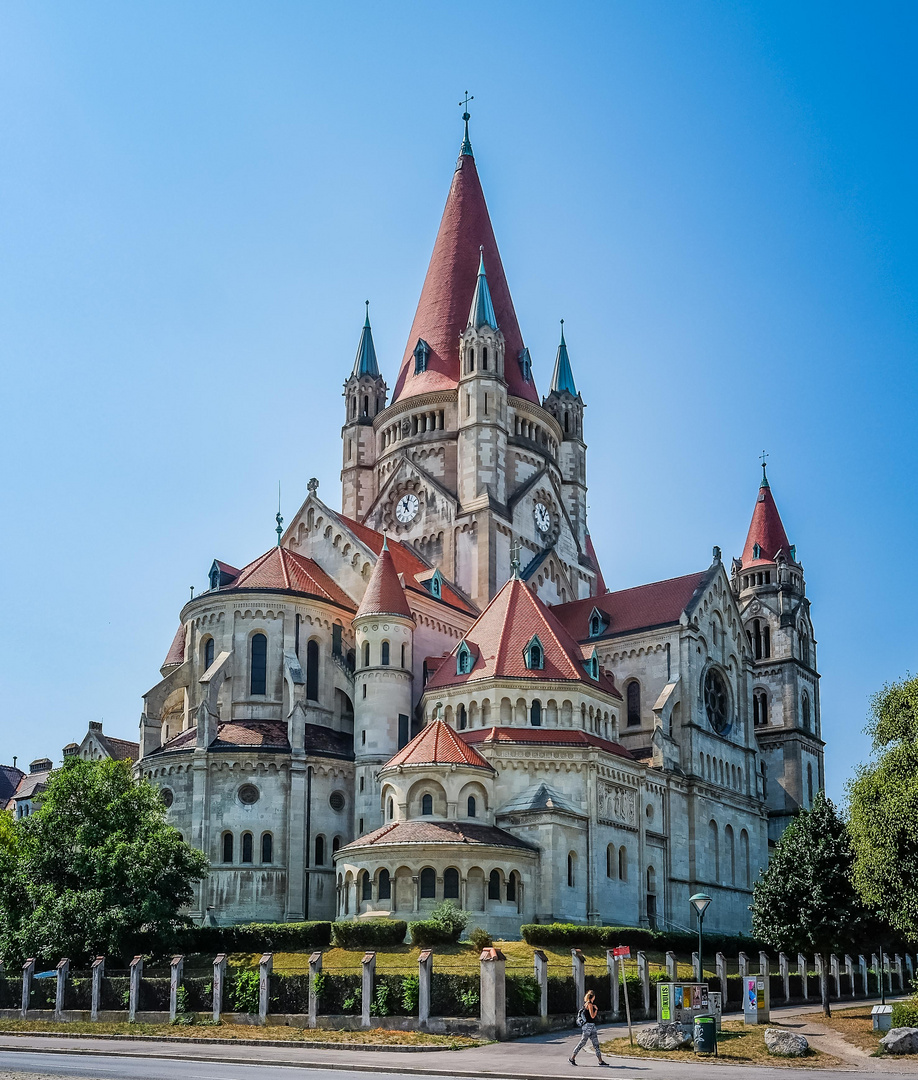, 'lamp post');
690,893,713,983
